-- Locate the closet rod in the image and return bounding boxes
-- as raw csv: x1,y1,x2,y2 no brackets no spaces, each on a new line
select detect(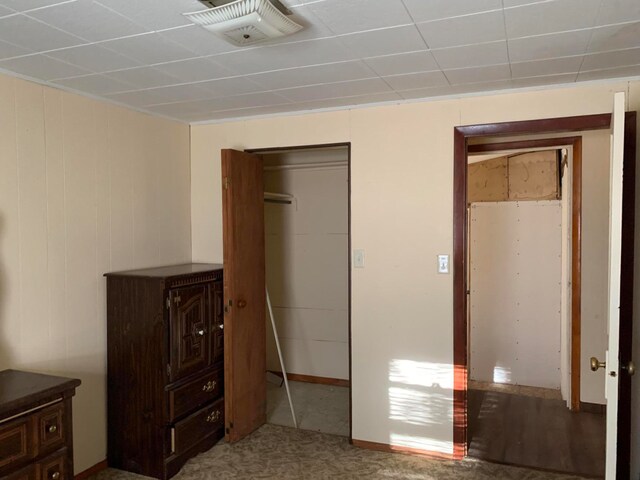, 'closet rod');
264,161,347,171
264,192,294,205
